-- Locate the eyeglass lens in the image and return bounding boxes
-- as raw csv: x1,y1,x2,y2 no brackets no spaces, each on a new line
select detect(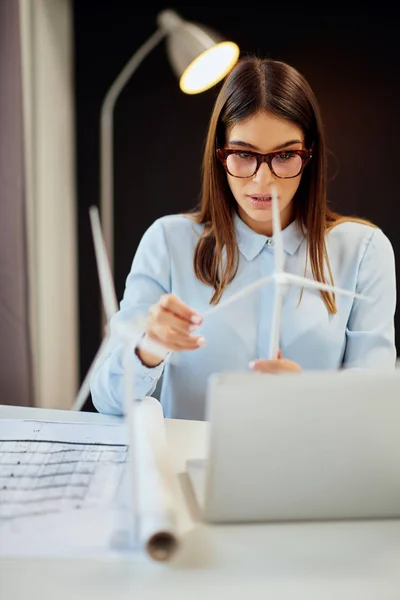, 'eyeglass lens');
226,152,303,178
